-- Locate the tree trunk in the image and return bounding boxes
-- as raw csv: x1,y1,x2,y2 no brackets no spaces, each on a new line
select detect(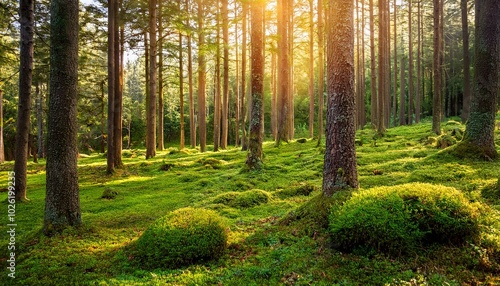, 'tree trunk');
392,0,398,126
432,0,442,135
317,0,324,146
179,31,185,149
323,0,358,195
214,4,221,152
369,0,377,129
114,0,123,166
377,0,388,134
360,0,366,128
408,0,413,125
44,0,81,234
221,0,229,149
399,57,405,125
246,0,265,170
415,0,421,123
197,0,207,152
100,81,105,153
458,0,500,160
276,0,290,145
0,89,4,163
271,50,277,140
288,0,295,141
107,0,116,173
188,33,196,148
146,0,157,158
158,0,164,151
241,1,249,151
308,0,314,137
461,0,471,123
235,1,240,147
14,0,34,201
